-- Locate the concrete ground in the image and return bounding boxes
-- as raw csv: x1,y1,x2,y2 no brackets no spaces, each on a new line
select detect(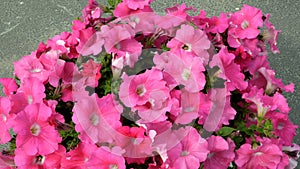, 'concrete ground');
0,0,299,146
